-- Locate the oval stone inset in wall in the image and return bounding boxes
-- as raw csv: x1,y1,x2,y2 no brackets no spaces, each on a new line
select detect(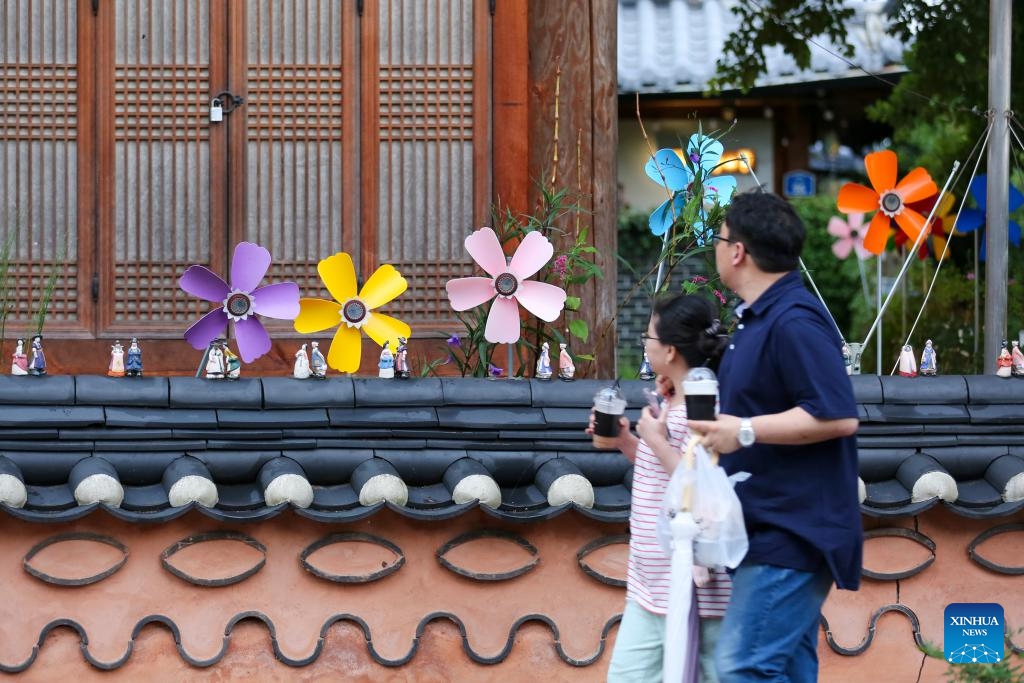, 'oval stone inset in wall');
300,533,405,583
436,529,539,581
161,531,266,587
861,527,936,581
24,533,129,586
968,523,1024,575
577,535,628,587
